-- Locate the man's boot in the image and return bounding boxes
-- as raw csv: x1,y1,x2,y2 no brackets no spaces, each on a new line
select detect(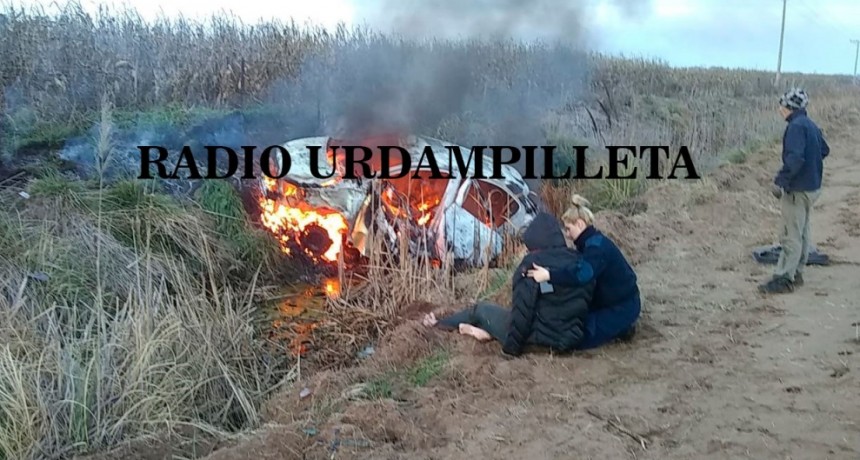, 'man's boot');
794,273,804,287
758,275,794,294
618,324,637,342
